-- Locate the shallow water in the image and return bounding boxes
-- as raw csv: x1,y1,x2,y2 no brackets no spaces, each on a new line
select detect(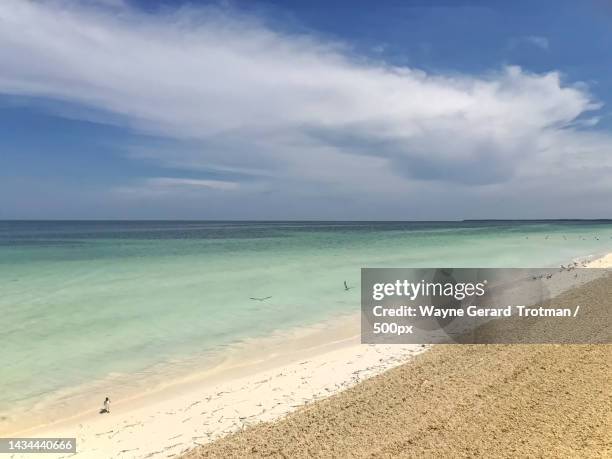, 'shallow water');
1,220,611,426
